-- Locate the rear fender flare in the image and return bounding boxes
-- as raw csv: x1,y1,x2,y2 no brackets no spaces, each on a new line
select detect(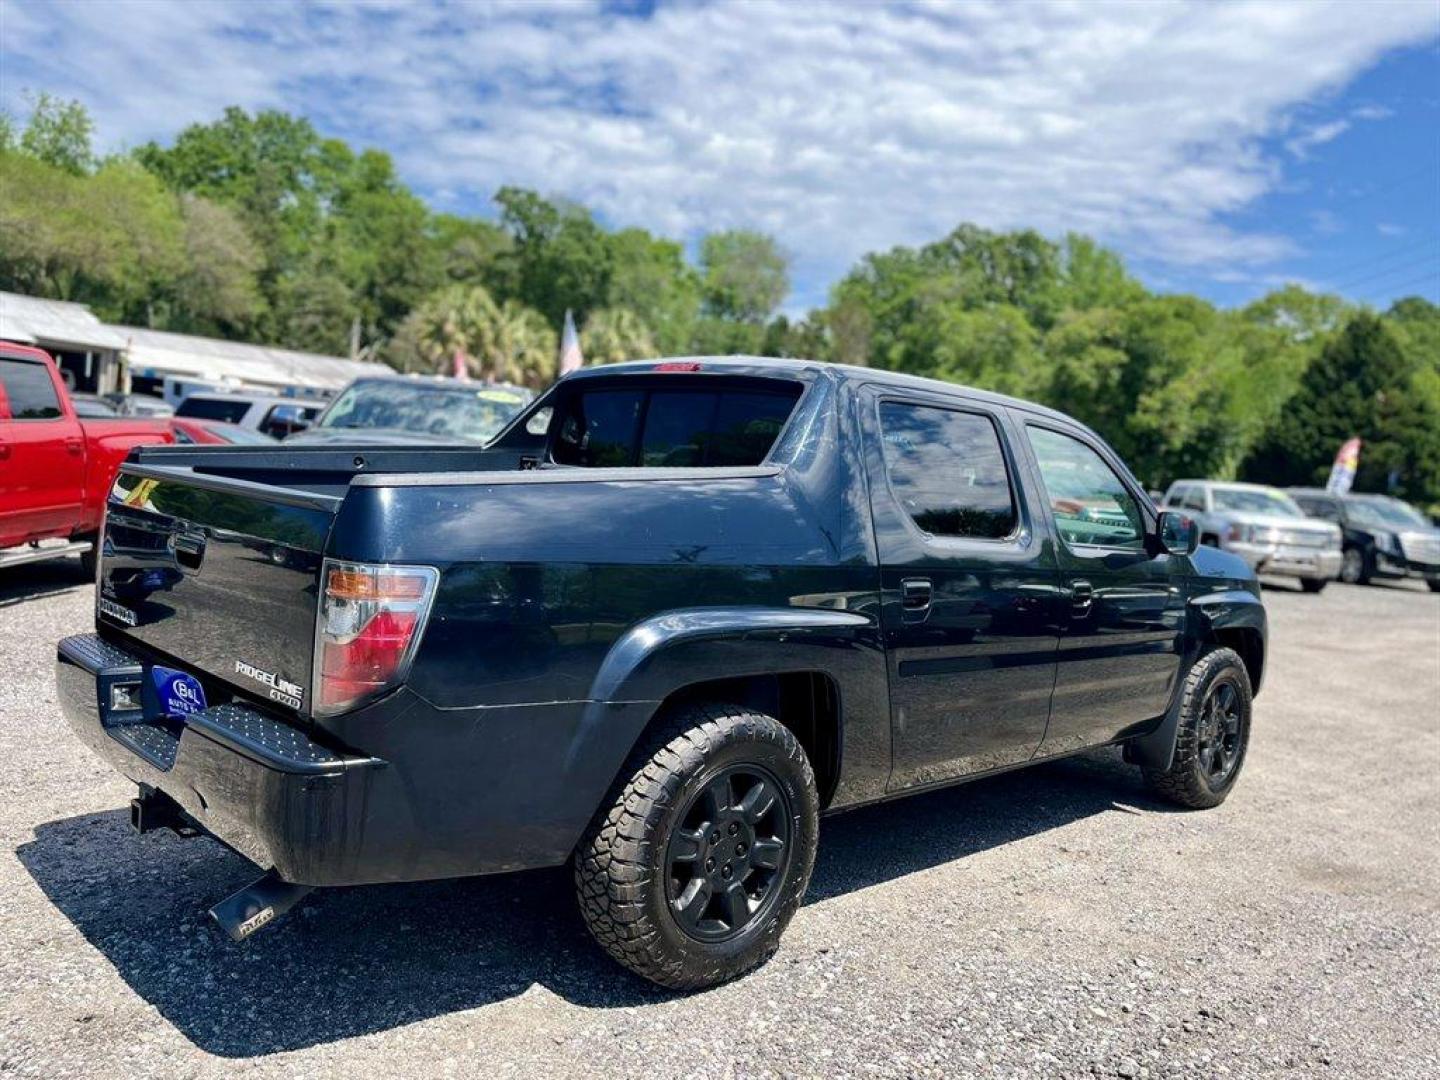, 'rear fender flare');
569,605,879,799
